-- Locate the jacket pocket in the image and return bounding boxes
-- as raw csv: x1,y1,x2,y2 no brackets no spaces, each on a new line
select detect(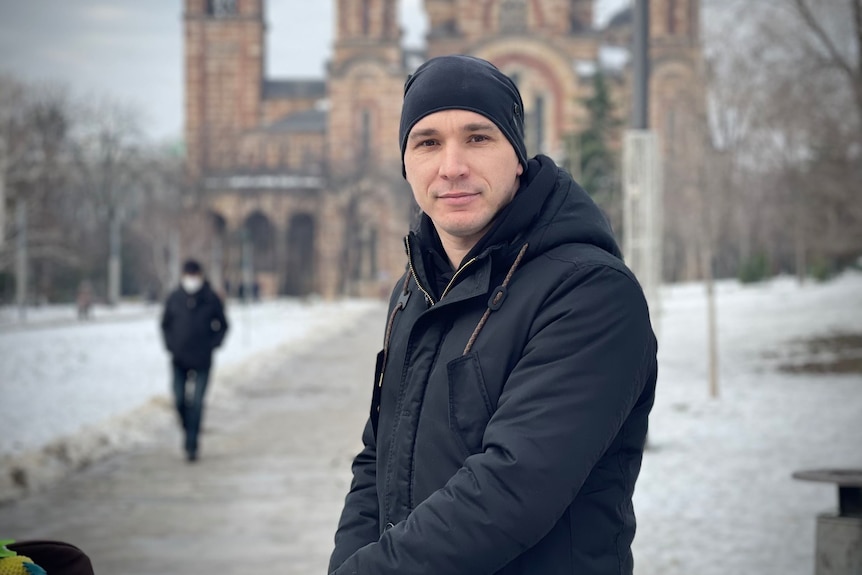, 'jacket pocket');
447,353,494,456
